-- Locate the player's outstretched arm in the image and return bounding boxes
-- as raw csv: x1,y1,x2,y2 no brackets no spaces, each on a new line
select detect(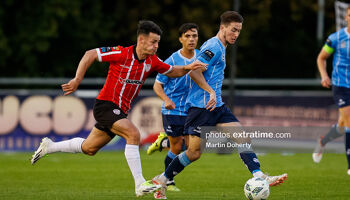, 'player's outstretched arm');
153,81,175,110
189,68,216,111
61,49,98,95
166,61,207,78
317,49,332,88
